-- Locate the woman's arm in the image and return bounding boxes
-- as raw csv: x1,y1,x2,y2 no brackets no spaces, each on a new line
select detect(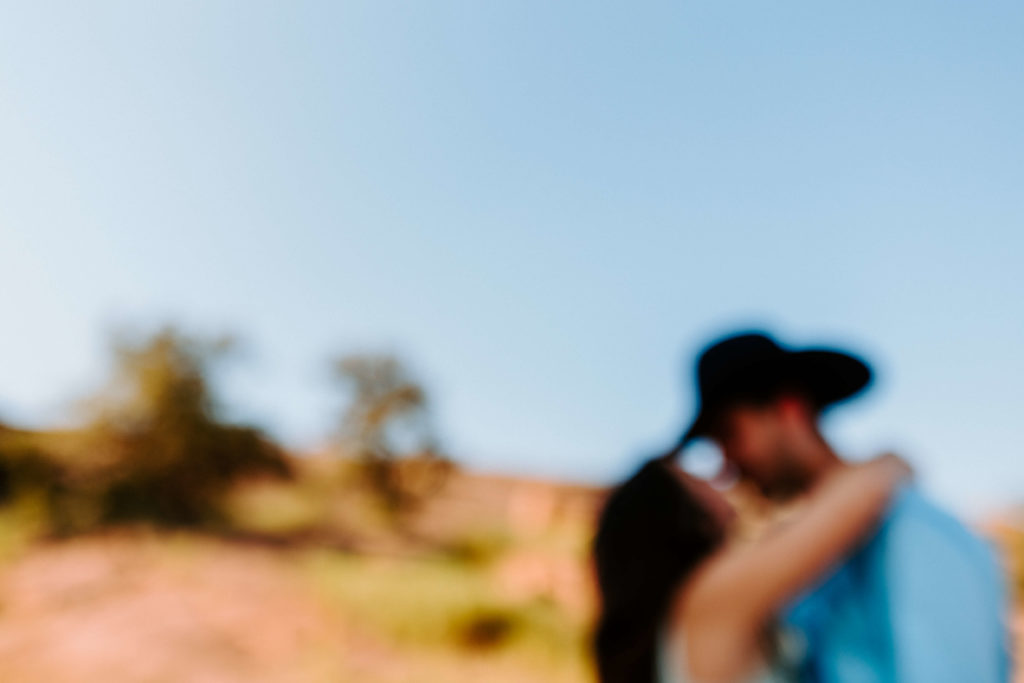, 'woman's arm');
672,454,911,681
